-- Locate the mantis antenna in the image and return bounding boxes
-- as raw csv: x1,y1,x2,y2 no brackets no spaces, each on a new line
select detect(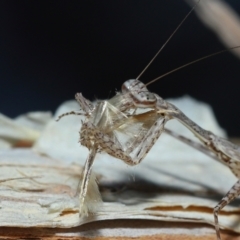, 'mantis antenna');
136,0,200,80
145,46,240,86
